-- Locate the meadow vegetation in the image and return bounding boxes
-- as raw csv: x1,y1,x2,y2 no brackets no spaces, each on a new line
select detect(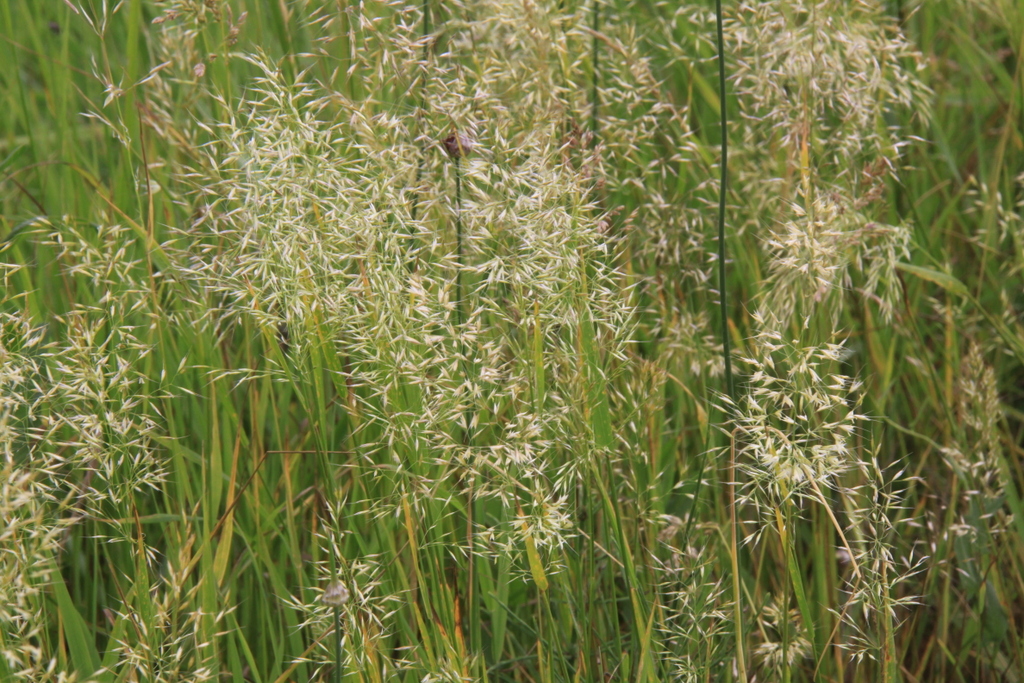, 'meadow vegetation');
1,0,1023,681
